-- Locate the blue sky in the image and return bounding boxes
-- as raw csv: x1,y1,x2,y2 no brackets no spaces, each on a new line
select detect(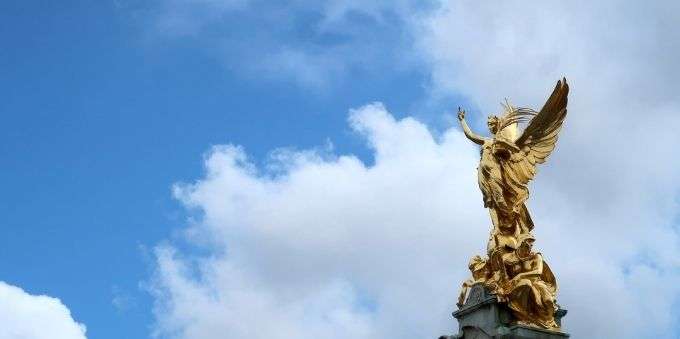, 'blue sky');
0,1,445,338
2,1,680,339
